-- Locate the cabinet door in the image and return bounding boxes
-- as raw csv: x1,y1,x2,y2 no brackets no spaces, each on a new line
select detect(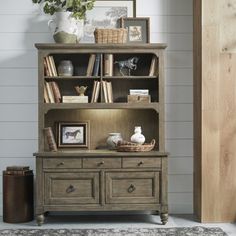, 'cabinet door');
105,172,160,204
45,172,99,205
